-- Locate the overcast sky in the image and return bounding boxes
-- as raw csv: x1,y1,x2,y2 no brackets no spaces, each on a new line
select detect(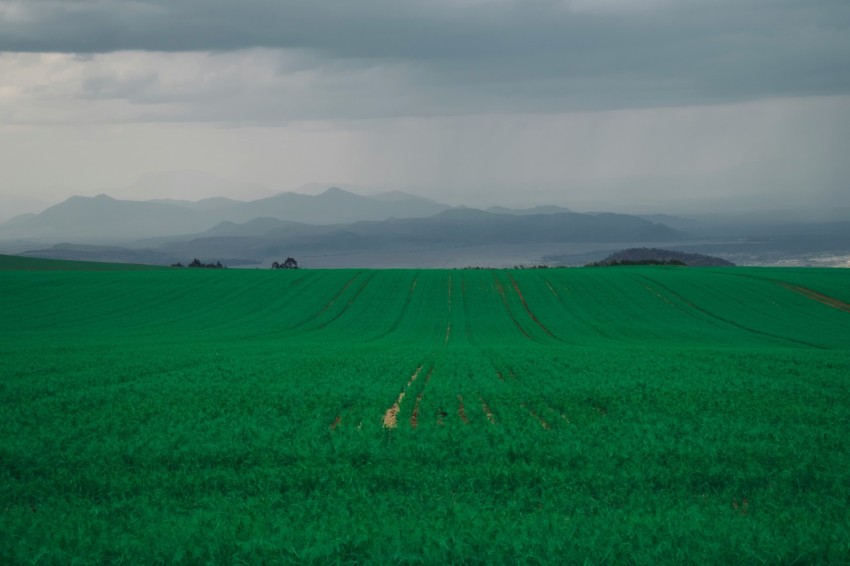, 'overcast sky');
1,0,849,214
